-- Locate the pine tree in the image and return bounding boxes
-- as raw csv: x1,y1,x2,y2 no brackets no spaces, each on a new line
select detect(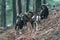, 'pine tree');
18,0,22,14
26,0,30,12
36,0,41,12
43,0,46,4
1,0,6,27
13,0,17,25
